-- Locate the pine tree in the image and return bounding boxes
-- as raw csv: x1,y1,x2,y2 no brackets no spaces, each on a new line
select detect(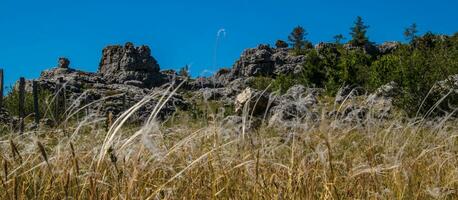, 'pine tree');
288,26,311,52
404,23,418,43
349,16,370,47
